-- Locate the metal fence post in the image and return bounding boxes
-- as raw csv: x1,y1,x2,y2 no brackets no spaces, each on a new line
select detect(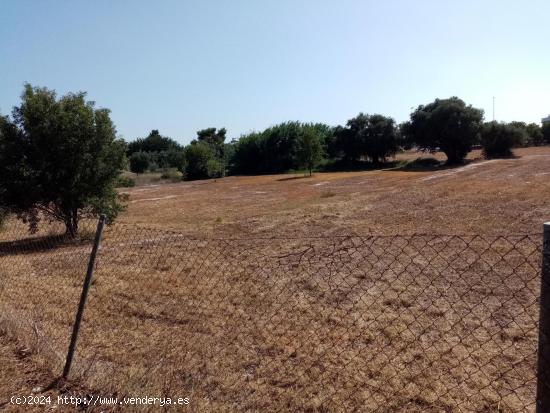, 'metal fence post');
537,222,550,412
62,214,106,379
